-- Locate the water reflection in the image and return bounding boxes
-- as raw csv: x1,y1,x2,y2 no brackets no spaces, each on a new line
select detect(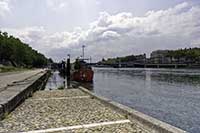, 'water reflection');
79,82,94,91
45,70,93,90
45,71,67,90
93,68,200,86
92,68,200,133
